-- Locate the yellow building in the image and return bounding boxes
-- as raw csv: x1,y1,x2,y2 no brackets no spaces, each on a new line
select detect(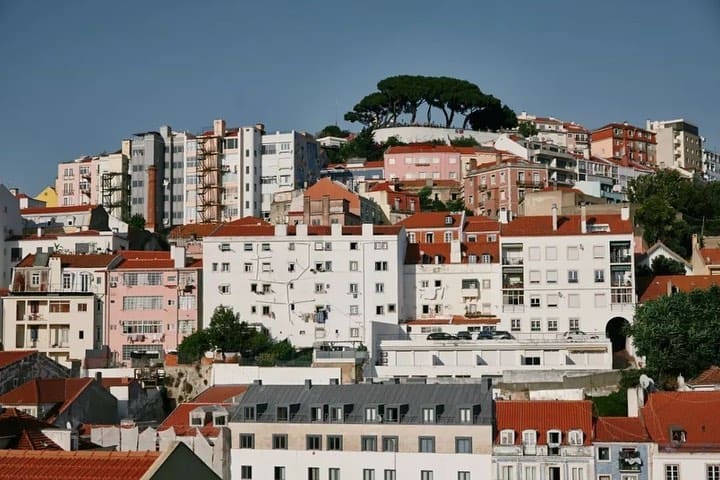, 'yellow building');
34,186,57,208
